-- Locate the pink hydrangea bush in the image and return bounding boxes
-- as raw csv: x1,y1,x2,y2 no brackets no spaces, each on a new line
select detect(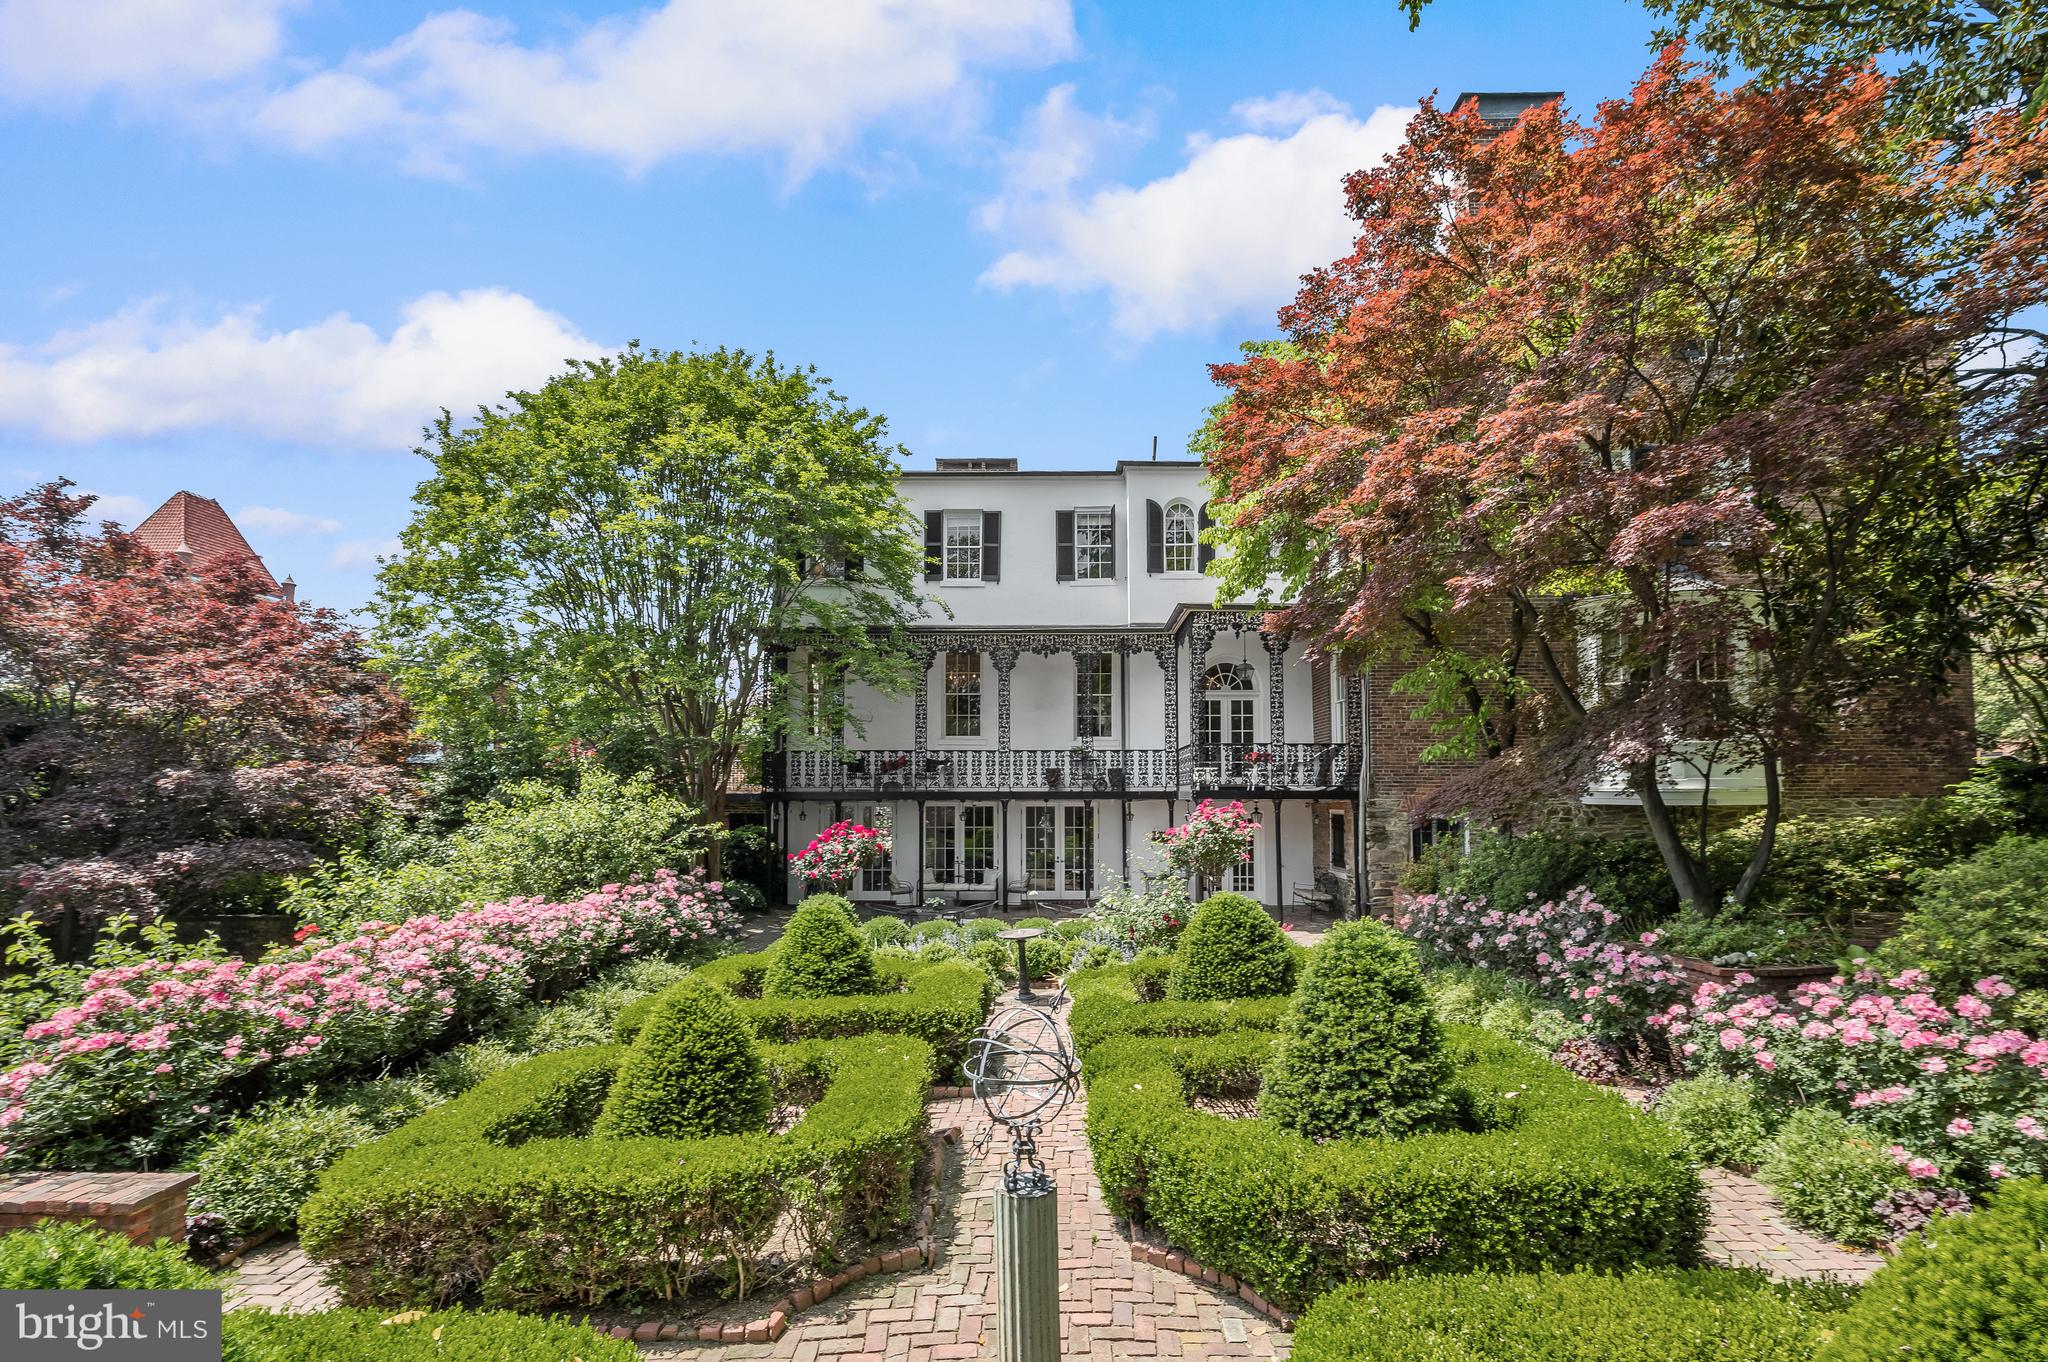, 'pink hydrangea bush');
1658,968,2048,1189
0,870,738,1169
1155,800,1260,883
1396,887,1685,1039
787,821,889,889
